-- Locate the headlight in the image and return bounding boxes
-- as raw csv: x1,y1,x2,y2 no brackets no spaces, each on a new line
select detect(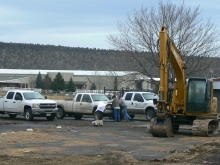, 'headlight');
32,103,40,108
